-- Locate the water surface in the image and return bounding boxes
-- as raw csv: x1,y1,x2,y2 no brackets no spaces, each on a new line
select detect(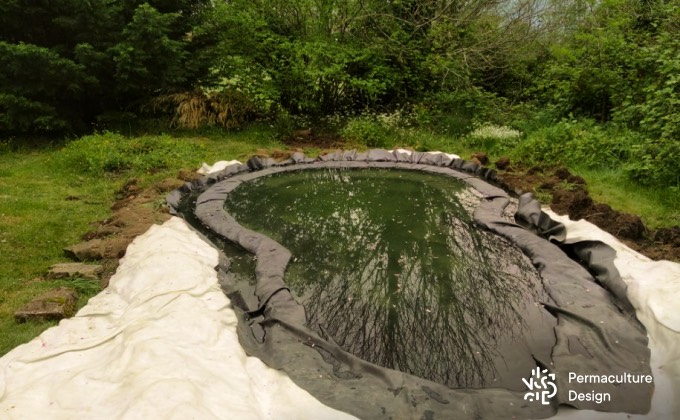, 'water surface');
224,168,556,390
